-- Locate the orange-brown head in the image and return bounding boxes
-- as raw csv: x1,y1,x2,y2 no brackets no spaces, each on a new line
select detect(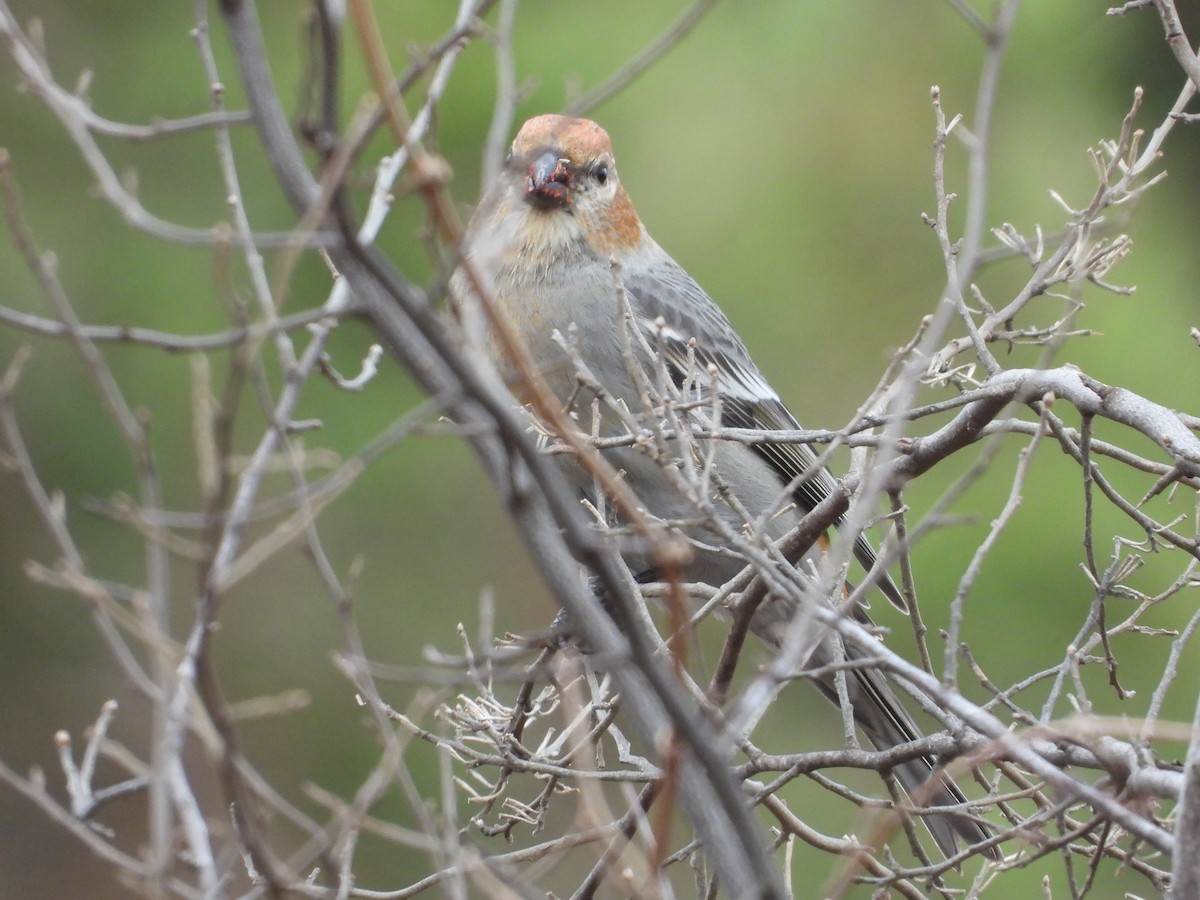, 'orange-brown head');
497,114,644,258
